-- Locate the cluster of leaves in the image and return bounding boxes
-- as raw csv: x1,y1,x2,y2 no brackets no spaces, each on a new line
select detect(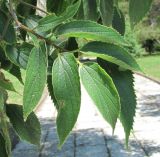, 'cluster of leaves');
0,0,153,156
